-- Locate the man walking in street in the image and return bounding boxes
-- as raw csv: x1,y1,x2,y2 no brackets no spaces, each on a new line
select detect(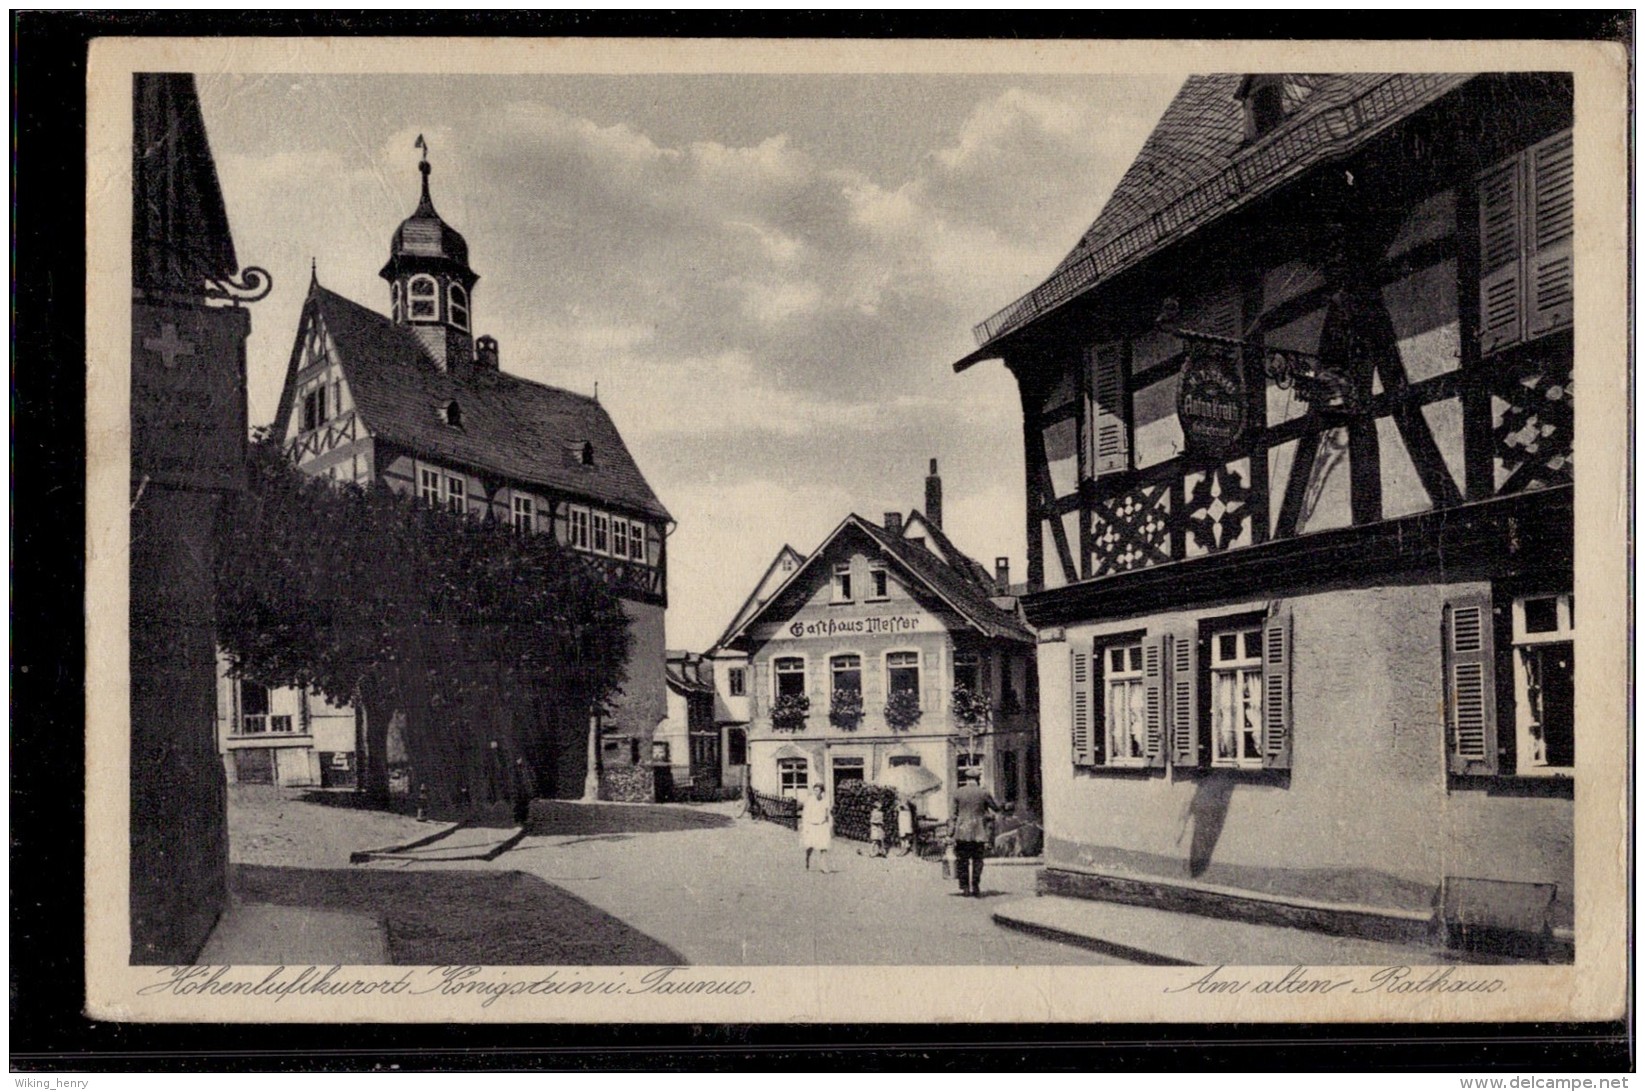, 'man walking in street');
950,778,1001,897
